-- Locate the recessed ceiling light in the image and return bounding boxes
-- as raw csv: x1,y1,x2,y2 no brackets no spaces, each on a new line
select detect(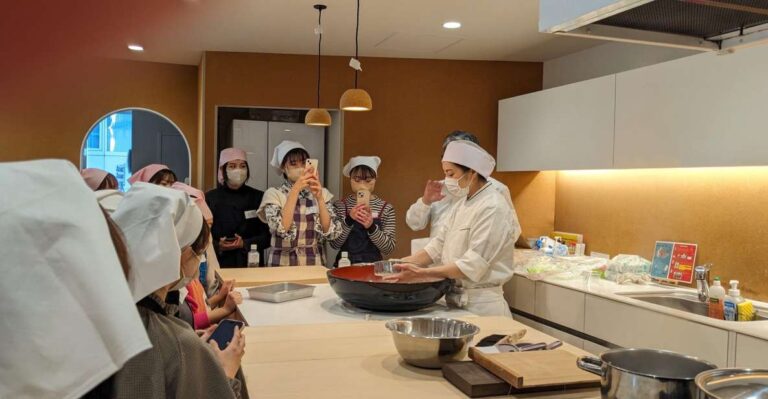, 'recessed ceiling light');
284,129,292,132
127,44,144,52
442,21,461,29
